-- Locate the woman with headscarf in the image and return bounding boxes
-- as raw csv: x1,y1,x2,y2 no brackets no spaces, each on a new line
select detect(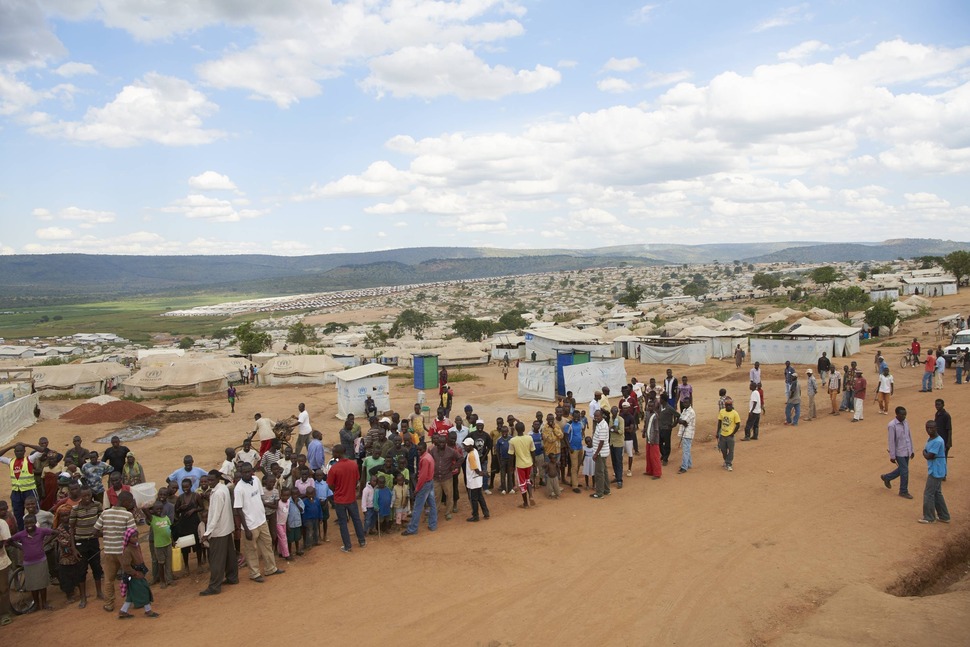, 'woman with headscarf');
122,452,145,486
118,527,158,618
